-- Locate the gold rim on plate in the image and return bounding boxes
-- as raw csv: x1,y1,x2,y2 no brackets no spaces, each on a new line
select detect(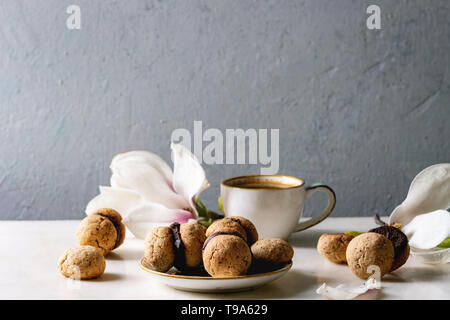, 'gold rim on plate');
139,258,293,280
